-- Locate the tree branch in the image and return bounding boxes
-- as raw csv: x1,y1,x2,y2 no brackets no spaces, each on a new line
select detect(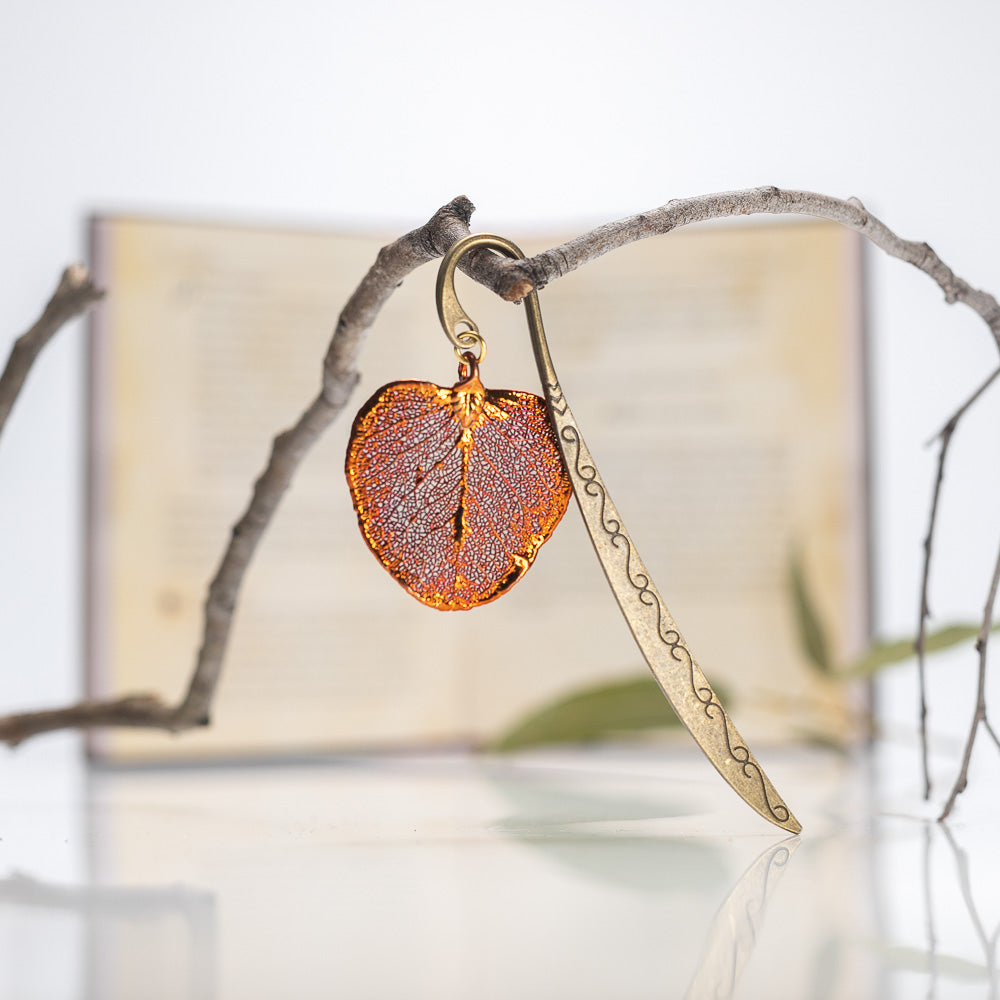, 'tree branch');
916,366,1000,799
0,196,477,744
0,264,104,439
485,188,1000,355
2,186,1000,756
